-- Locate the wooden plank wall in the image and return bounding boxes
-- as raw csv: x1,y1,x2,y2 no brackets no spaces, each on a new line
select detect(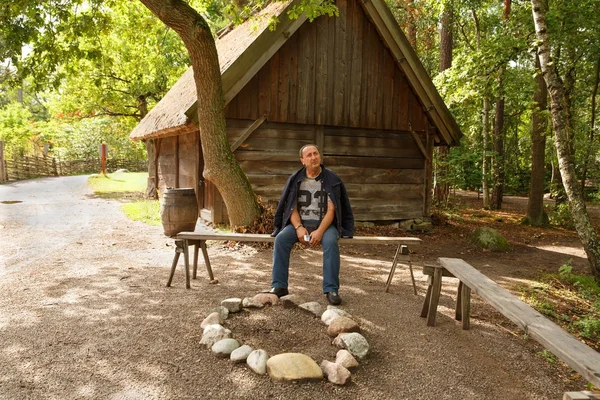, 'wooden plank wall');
224,0,429,134
228,118,425,221
178,132,197,189
157,136,177,196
